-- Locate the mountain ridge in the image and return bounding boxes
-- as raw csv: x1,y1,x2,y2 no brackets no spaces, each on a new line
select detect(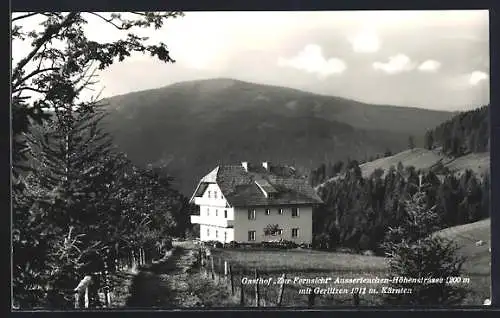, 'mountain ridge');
103,77,460,114
101,78,459,195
